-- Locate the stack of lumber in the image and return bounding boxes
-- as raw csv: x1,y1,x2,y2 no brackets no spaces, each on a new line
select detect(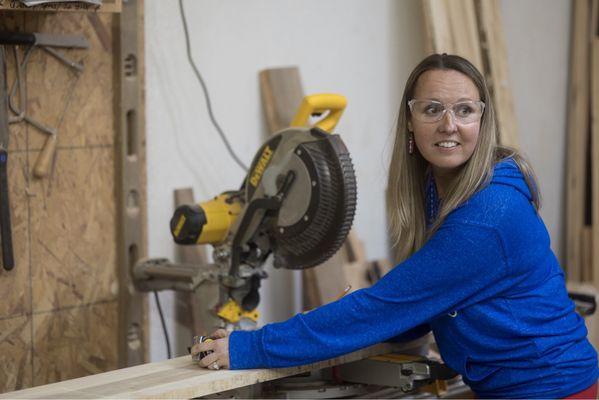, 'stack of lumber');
259,67,394,310
565,0,599,347
421,0,518,148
